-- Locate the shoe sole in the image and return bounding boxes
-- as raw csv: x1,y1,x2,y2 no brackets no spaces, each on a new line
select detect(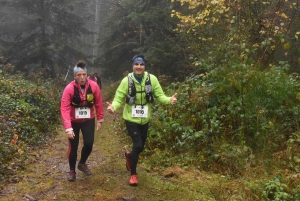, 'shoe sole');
78,170,91,175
